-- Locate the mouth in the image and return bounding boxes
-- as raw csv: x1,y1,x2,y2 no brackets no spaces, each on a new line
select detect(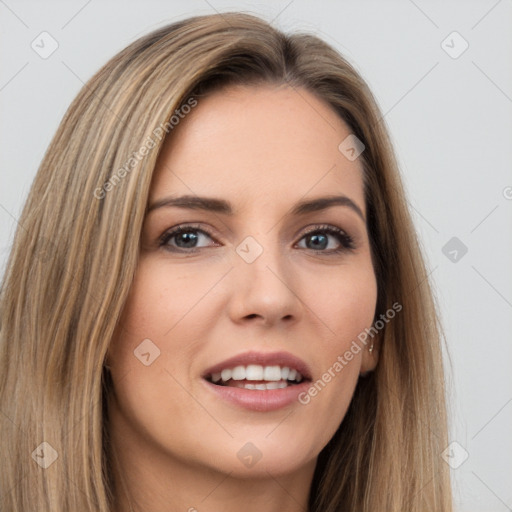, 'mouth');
205,364,308,390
